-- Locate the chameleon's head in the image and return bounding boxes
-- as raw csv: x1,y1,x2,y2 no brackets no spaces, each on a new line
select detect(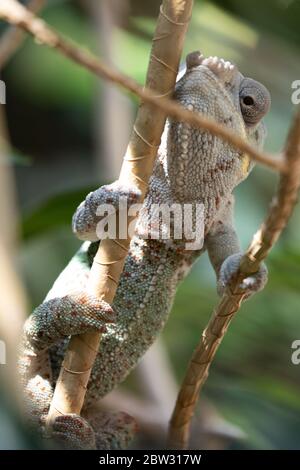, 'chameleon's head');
167,51,271,202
